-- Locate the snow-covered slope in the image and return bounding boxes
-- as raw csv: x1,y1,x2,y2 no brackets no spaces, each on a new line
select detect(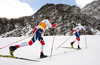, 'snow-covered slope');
0,35,100,65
